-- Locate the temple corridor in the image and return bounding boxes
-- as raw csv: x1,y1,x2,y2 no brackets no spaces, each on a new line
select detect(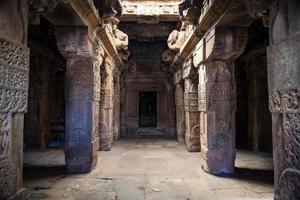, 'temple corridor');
24,139,274,200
